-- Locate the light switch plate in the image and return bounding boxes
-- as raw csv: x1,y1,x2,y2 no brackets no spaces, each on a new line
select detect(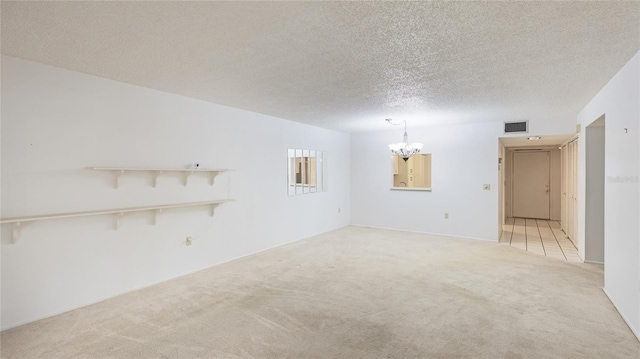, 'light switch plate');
483,184,491,190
